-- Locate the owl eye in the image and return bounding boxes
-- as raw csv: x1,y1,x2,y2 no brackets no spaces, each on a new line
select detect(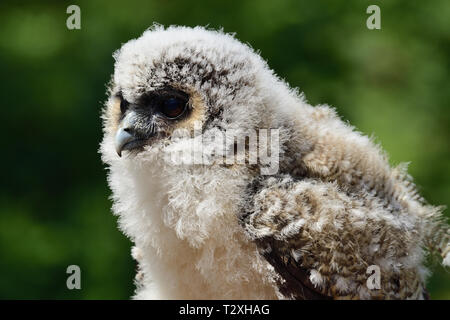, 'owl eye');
160,96,188,119
120,97,130,114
